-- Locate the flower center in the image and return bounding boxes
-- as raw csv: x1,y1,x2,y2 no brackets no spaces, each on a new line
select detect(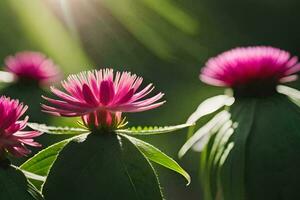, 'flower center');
81,111,127,133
